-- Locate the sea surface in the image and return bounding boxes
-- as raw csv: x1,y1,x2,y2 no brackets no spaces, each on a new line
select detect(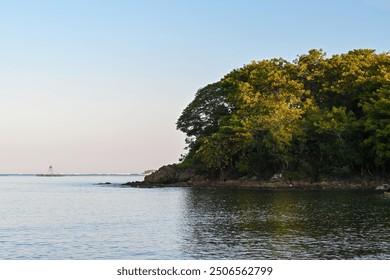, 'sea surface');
0,175,389,260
